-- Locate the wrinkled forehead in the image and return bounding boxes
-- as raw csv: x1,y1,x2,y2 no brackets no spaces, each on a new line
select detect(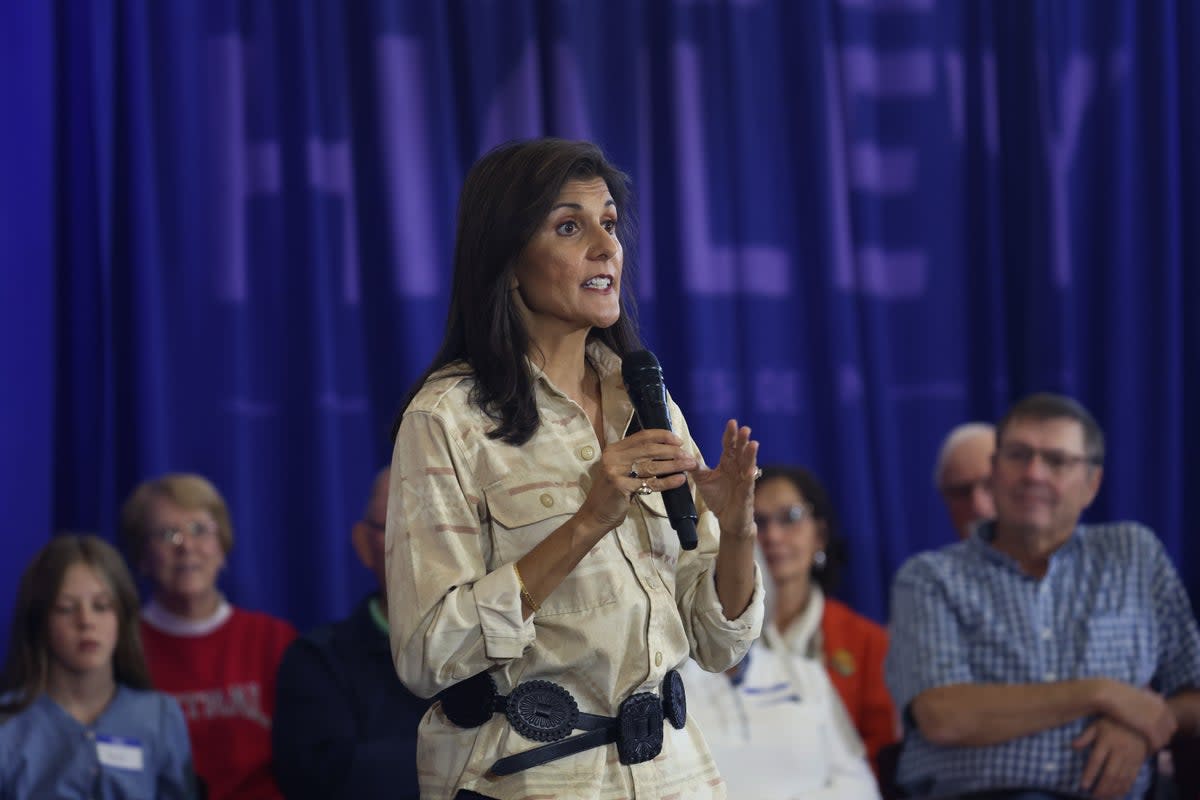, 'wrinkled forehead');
999,415,1087,450
145,494,214,526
